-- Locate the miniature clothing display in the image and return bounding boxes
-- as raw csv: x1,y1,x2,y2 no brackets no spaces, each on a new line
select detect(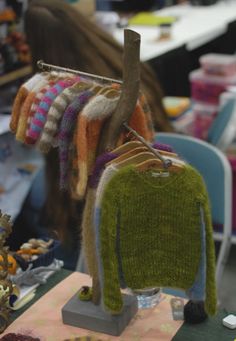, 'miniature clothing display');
38,81,93,153
10,73,46,133
15,77,49,142
27,77,80,144
58,85,104,190
10,72,154,197
82,142,177,278
97,164,216,315
25,81,57,144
